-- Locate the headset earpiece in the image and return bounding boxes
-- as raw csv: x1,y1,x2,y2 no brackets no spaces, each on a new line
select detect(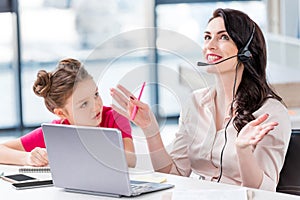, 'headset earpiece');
237,24,255,63
238,49,252,62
